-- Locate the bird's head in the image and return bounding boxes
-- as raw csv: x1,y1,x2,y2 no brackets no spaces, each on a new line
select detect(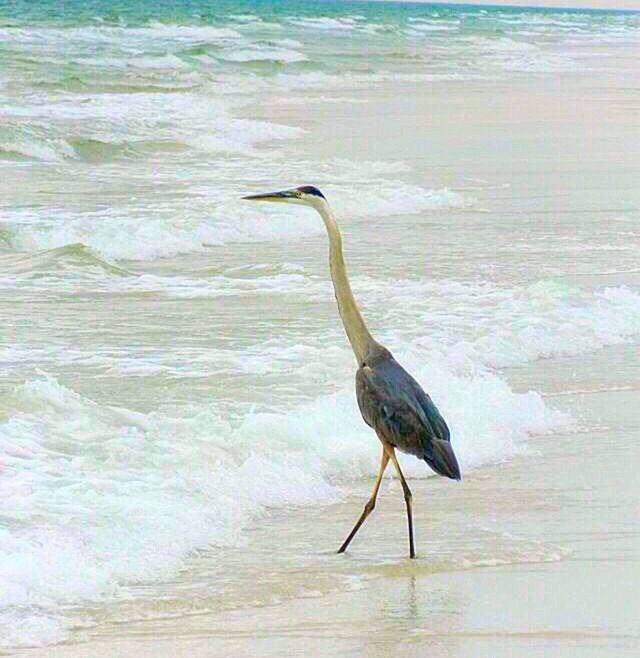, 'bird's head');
242,185,326,209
